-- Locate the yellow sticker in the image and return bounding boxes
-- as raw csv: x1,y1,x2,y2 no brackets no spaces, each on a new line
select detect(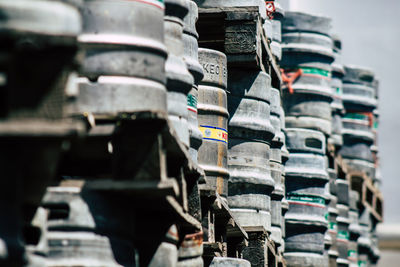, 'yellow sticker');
199,125,228,143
